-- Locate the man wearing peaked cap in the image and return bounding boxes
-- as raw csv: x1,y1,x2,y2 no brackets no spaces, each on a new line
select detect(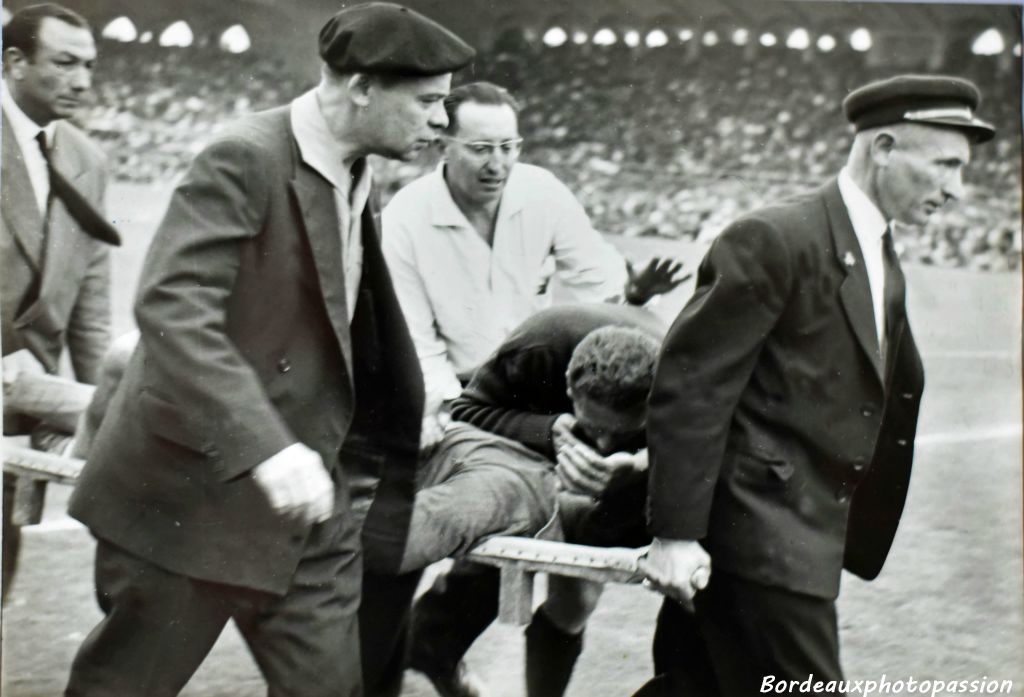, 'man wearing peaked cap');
843,74,995,144
64,5,473,697
636,74,994,695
